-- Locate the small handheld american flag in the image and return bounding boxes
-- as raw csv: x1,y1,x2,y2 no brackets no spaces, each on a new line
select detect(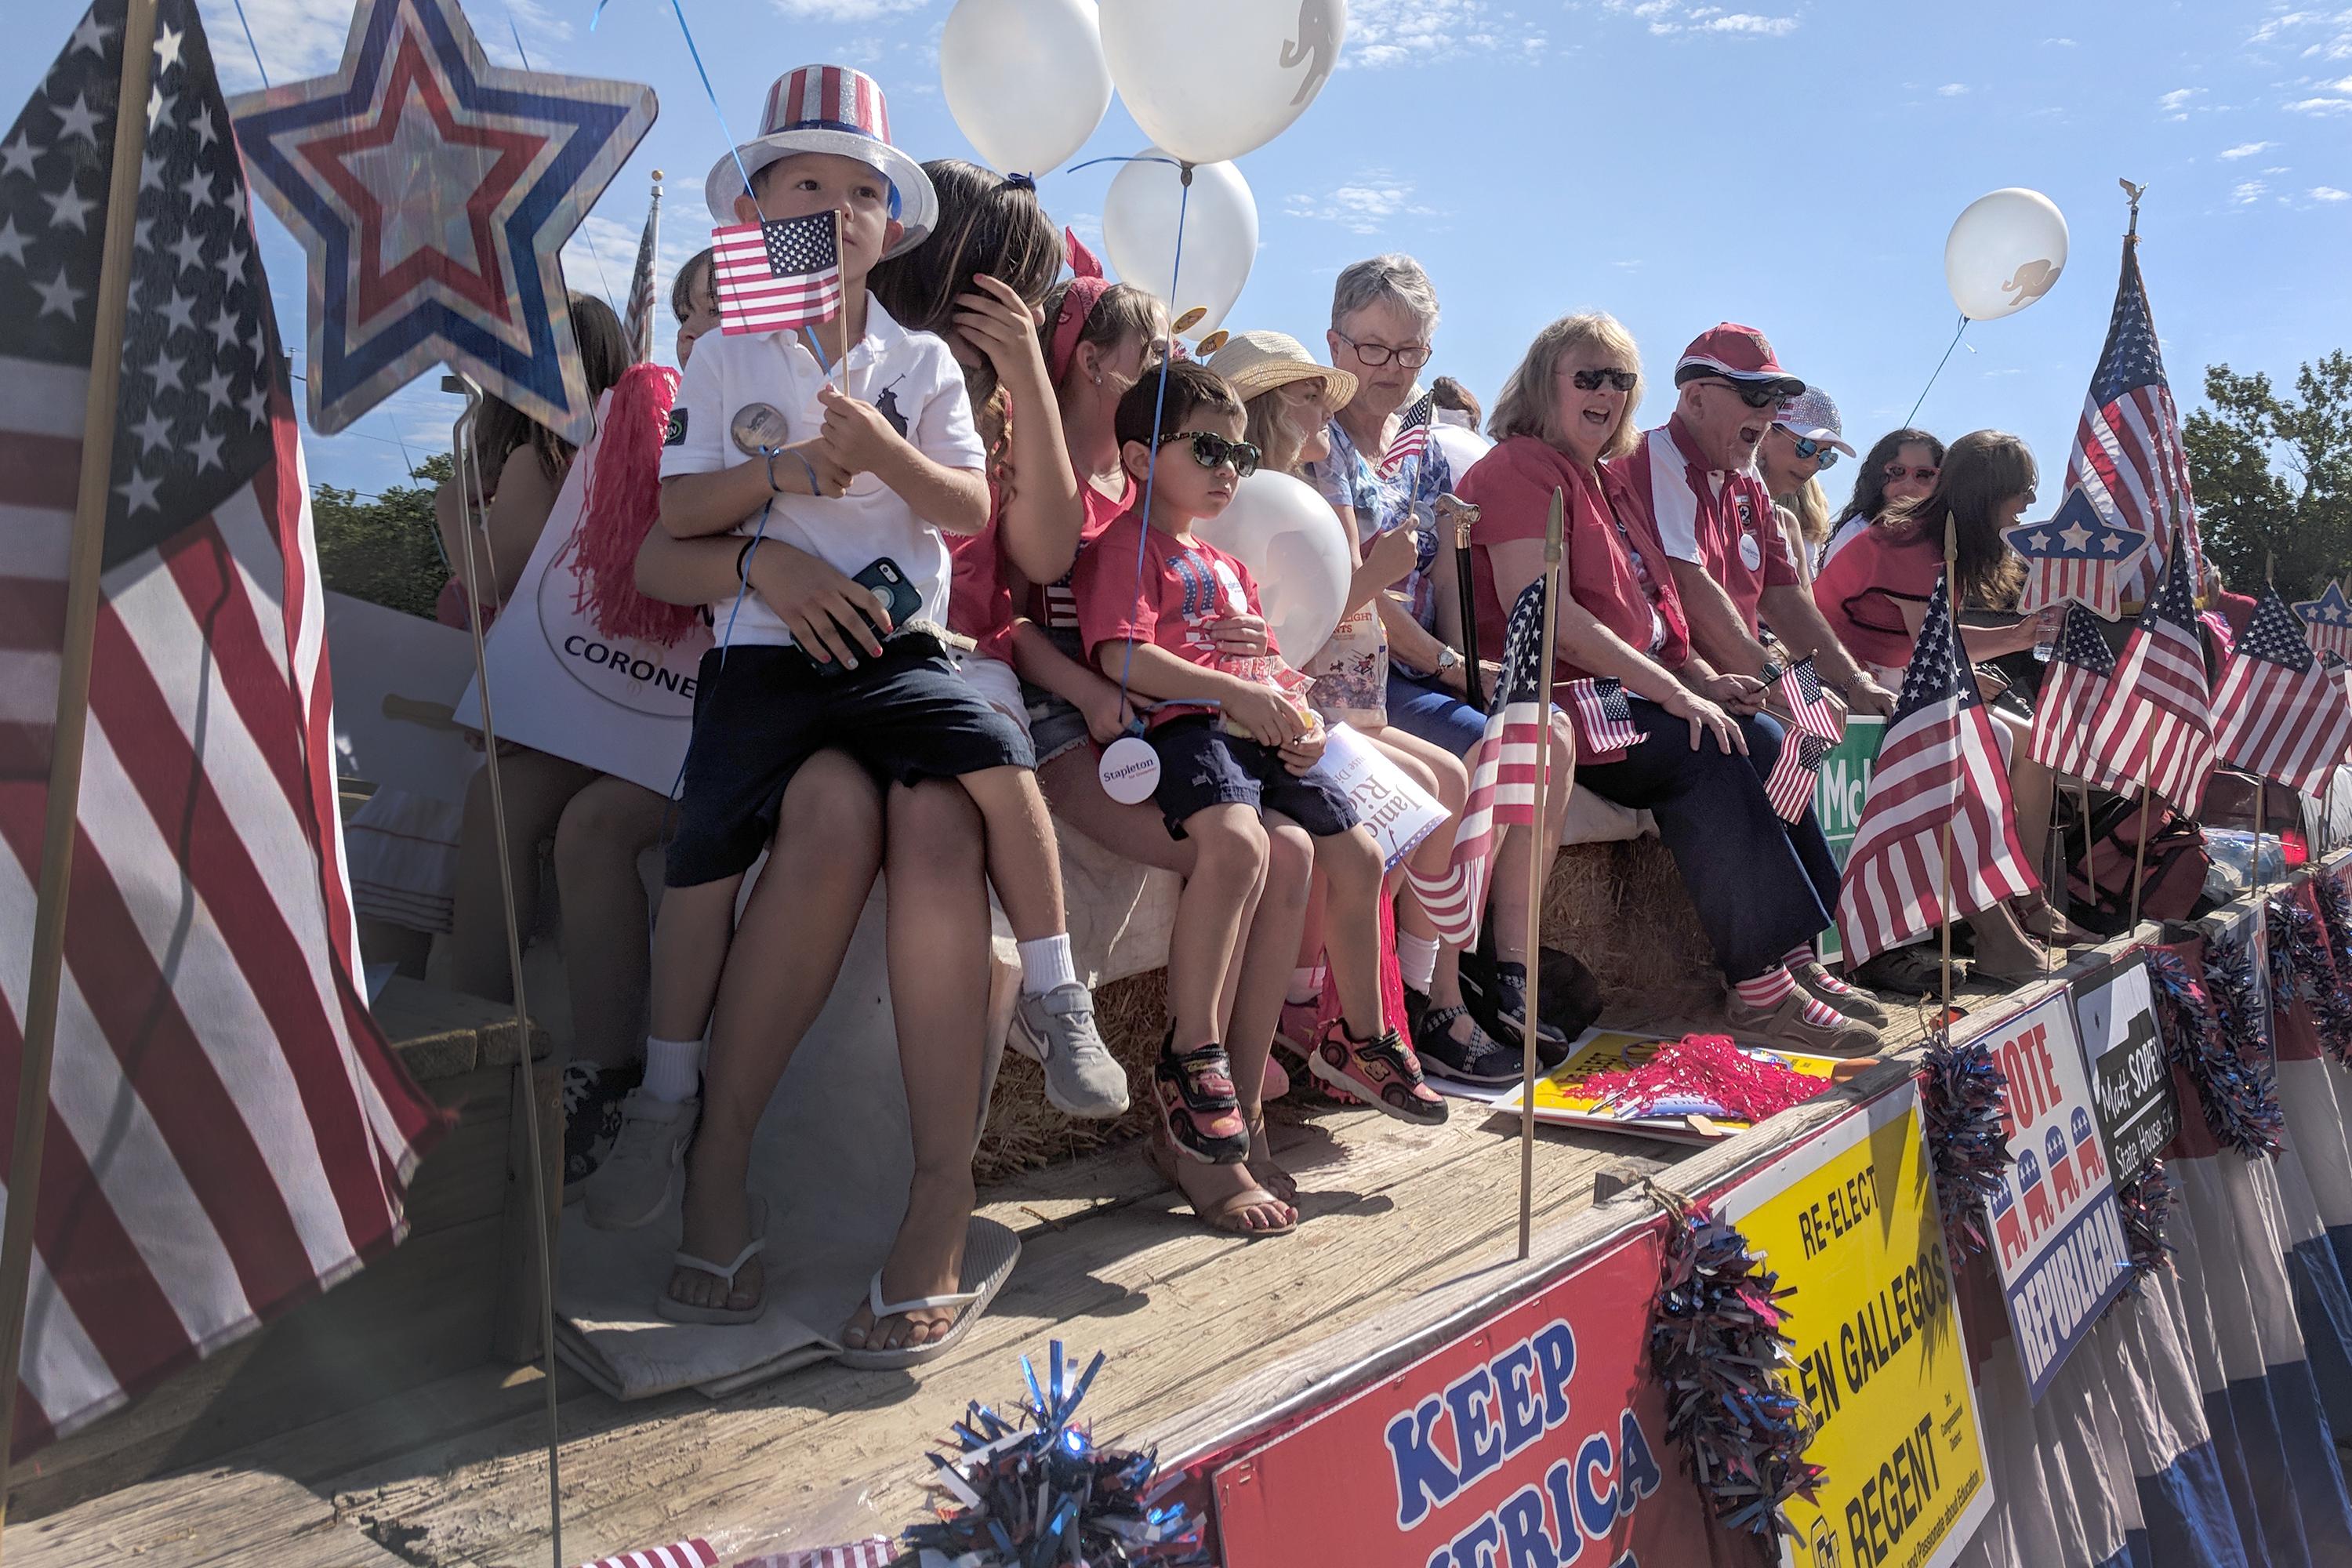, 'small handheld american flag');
2028,602,2129,791
2078,548,2216,813
1377,389,1434,480
1565,675,1642,762
1774,655,1843,742
2212,584,2352,800
1765,731,1831,823
712,211,843,337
